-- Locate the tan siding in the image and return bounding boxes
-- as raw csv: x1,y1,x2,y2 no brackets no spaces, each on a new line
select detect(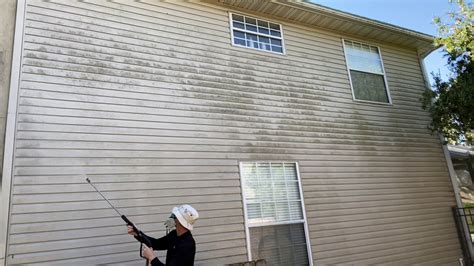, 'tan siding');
6,0,460,265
